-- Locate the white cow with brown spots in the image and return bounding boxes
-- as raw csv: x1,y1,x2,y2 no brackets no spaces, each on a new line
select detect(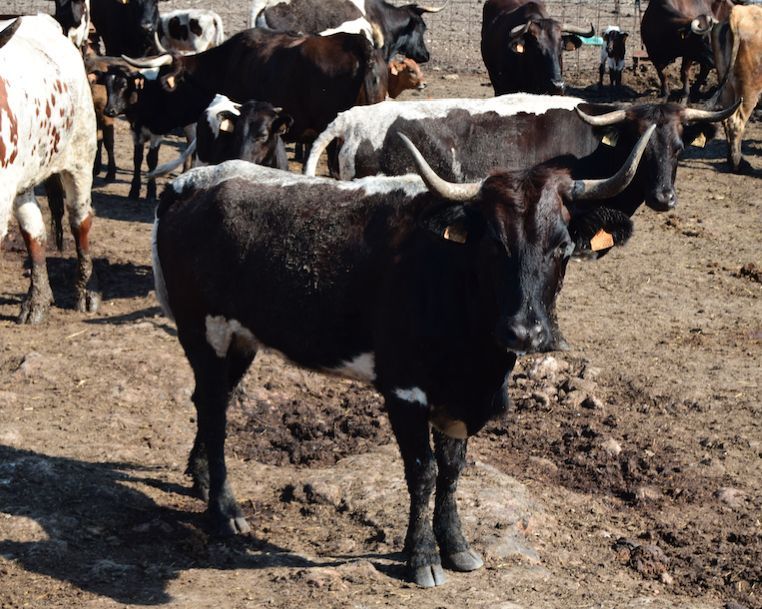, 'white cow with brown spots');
0,15,99,323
